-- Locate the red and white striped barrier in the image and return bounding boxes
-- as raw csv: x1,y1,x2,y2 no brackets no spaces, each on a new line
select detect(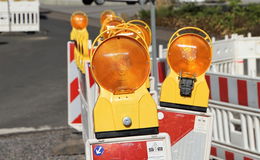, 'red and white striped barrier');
158,107,213,160
67,41,99,133
85,133,172,160
67,41,82,131
208,100,260,160
206,72,260,109
211,141,260,160
155,57,260,109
